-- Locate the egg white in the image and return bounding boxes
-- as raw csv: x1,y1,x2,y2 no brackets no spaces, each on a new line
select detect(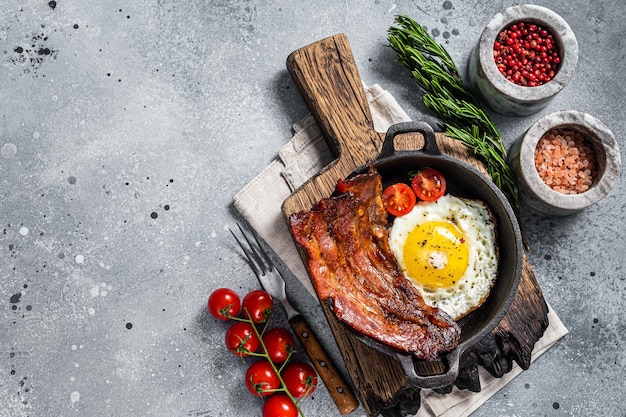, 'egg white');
388,194,498,320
